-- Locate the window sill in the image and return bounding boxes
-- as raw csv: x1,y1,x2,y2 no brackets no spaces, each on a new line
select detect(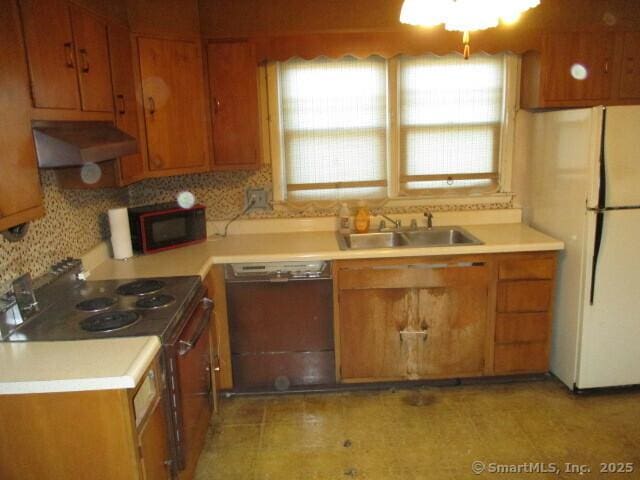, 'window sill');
273,191,514,211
